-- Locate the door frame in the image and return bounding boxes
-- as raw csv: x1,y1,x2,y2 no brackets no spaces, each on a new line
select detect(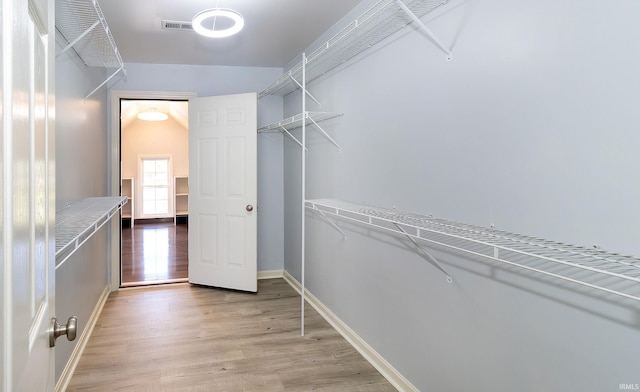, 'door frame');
109,90,197,292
